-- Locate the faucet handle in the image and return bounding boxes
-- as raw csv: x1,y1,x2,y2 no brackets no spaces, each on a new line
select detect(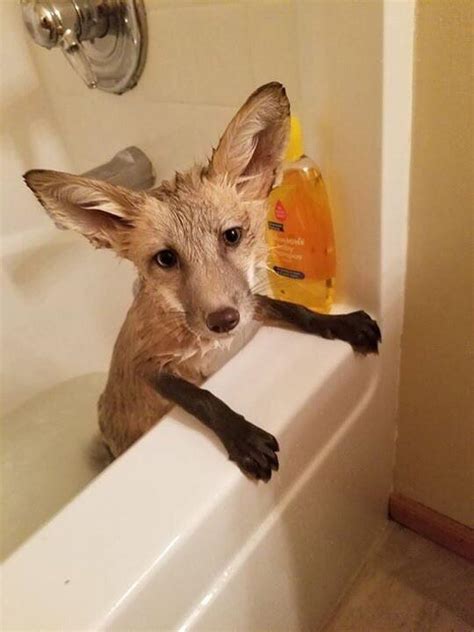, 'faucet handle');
60,29,97,89
21,0,60,49
21,0,148,95
21,0,98,89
